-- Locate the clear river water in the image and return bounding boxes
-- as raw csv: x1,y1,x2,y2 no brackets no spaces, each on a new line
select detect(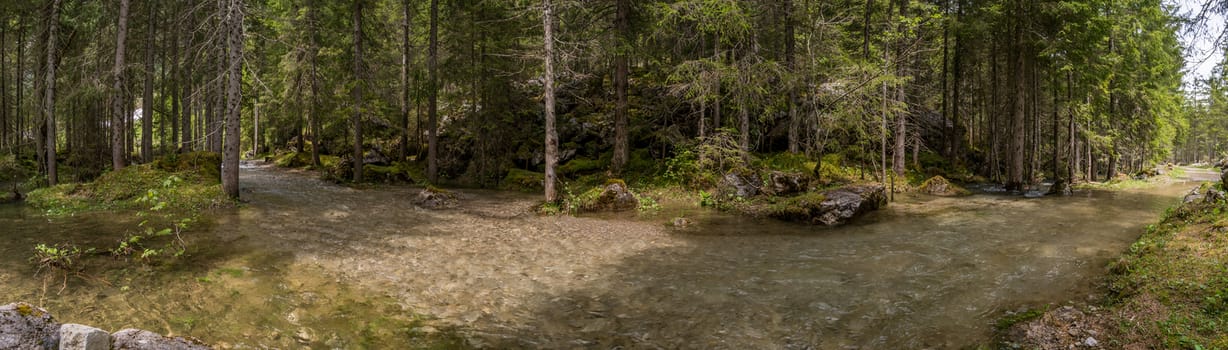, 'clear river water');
0,164,1215,349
